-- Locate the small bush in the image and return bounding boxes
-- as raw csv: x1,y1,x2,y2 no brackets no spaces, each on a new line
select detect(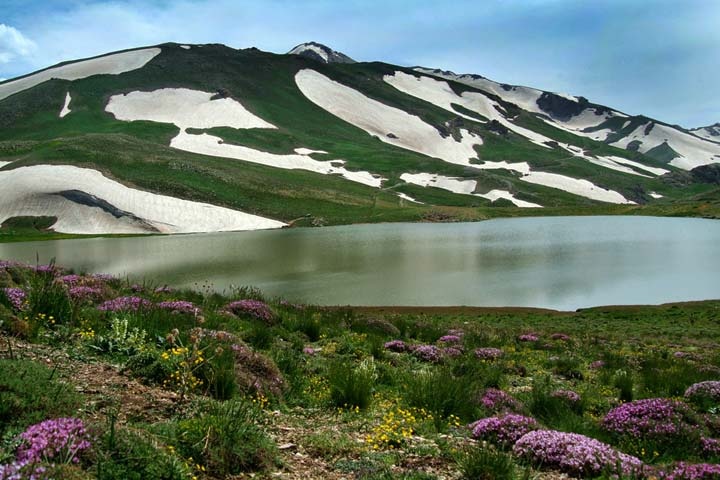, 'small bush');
402,367,480,428
456,444,518,480
0,359,80,437
327,358,377,410
159,399,276,475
